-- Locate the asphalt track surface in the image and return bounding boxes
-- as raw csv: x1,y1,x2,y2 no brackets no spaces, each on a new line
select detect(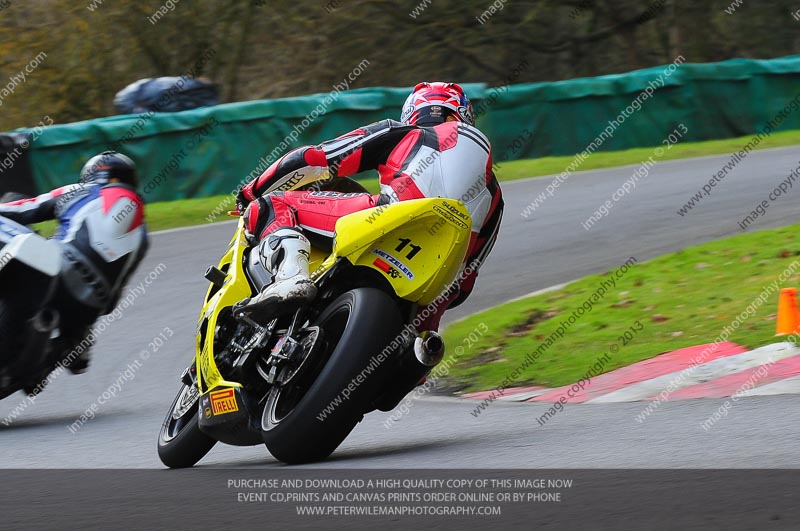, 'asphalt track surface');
2,146,800,469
